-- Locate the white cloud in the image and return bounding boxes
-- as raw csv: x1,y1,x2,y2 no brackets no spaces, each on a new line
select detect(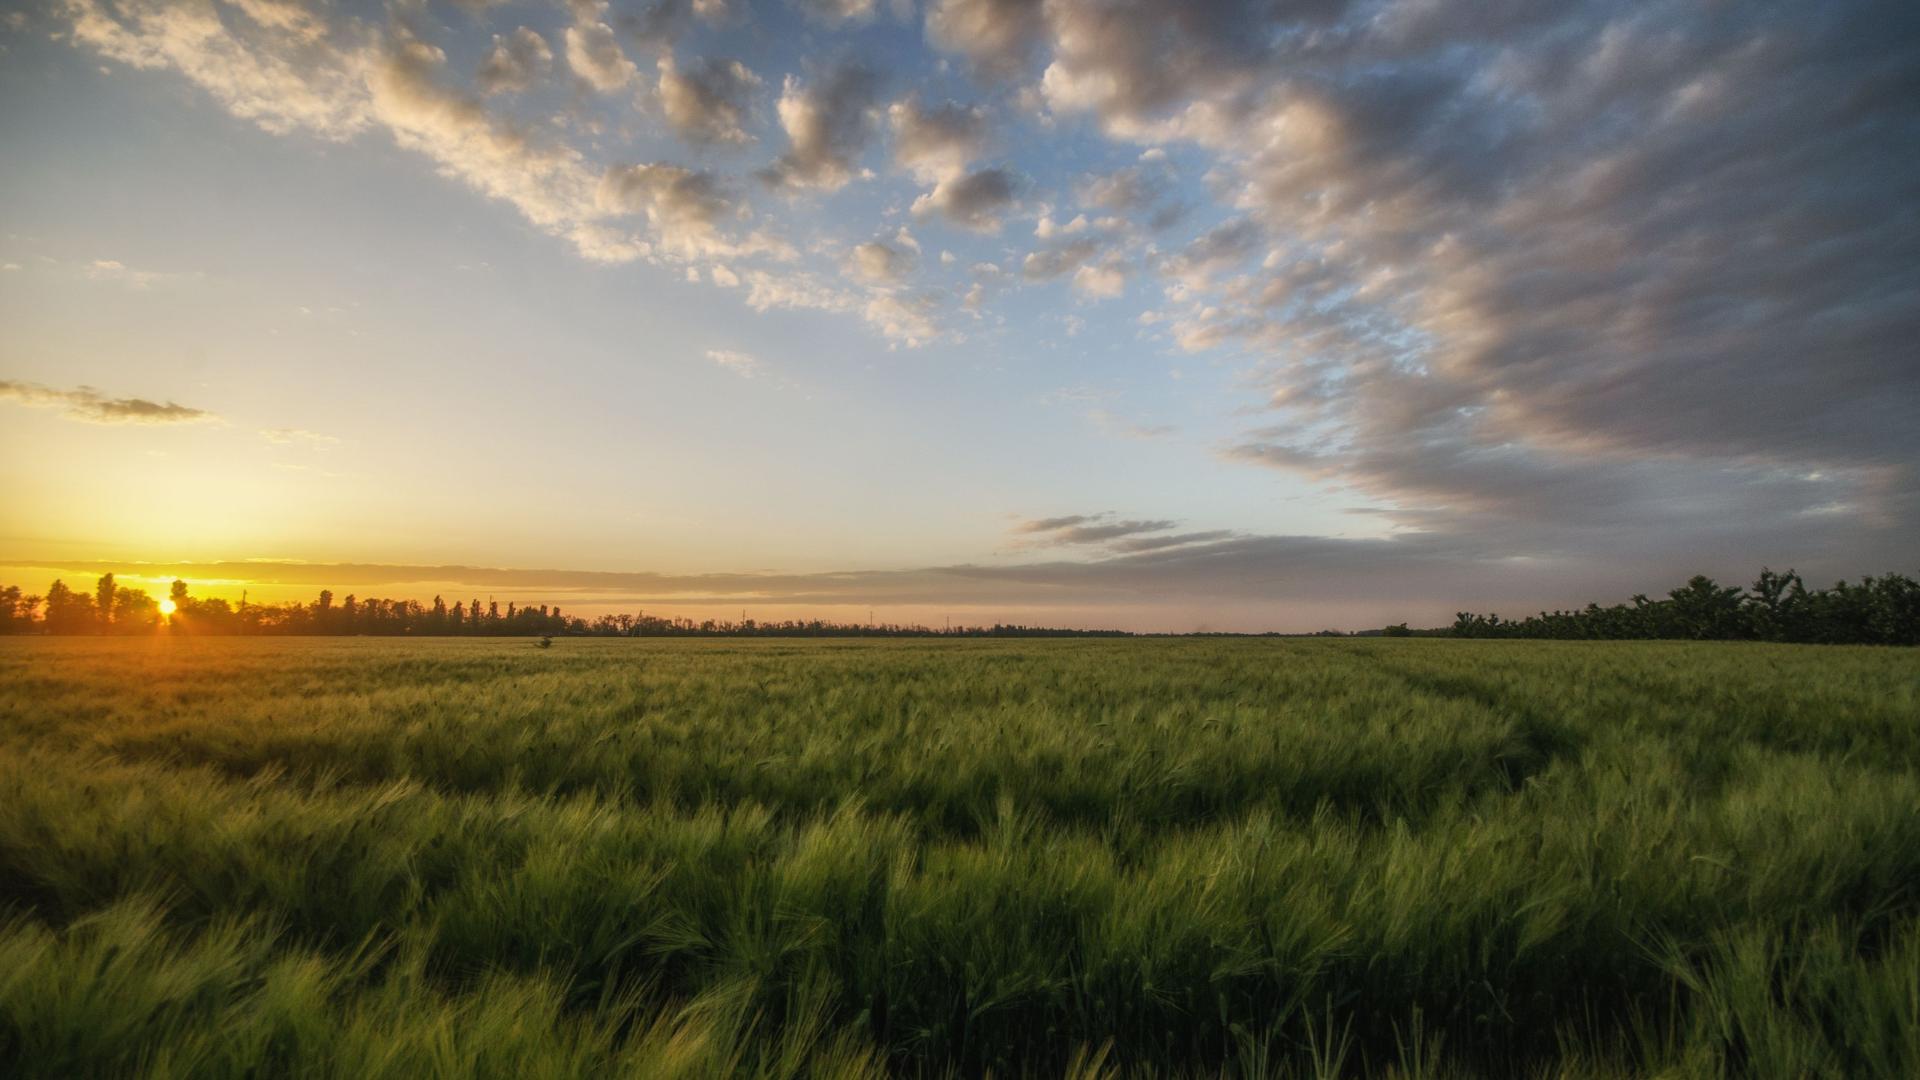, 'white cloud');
705,348,760,377
563,7,636,93
1072,254,1128,299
